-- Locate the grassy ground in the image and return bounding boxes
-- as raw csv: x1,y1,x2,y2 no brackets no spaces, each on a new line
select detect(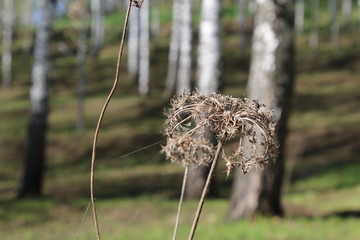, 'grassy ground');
1,2,360,239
